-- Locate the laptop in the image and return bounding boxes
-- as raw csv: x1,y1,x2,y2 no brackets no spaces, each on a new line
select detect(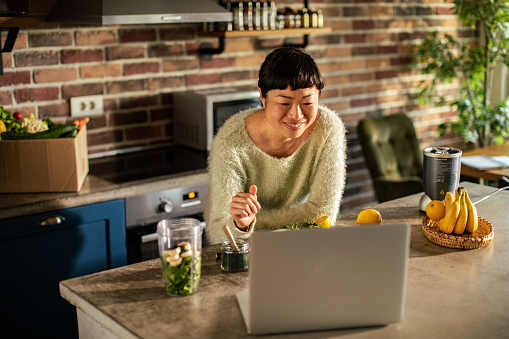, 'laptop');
236,223,410,335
